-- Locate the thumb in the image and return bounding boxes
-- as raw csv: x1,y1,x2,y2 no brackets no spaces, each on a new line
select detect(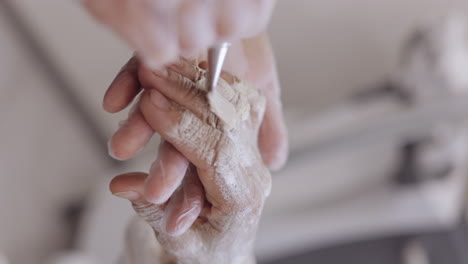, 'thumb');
110,172,166,233
258,79,289,171
243,33,289,170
